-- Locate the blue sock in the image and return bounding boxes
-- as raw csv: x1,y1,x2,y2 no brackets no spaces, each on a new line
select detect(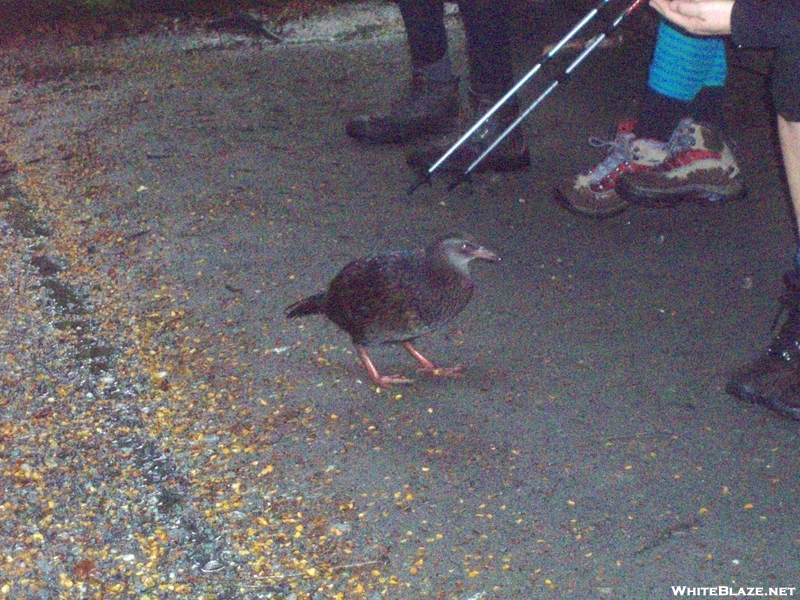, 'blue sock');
648,21,727,102
795,247,800,270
